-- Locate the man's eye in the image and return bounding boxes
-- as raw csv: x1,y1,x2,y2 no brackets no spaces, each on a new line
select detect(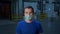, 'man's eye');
30,12,33,14
30,12,32,13
26,12,28,14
